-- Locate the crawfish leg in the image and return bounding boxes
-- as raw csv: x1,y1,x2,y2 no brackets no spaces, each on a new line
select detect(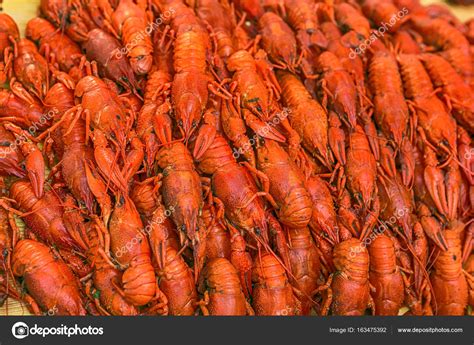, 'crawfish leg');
196,291,210,316
23,293,42,316
241,162,278,209
245,300,255,315
9,78,36,105
314,274,333,316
